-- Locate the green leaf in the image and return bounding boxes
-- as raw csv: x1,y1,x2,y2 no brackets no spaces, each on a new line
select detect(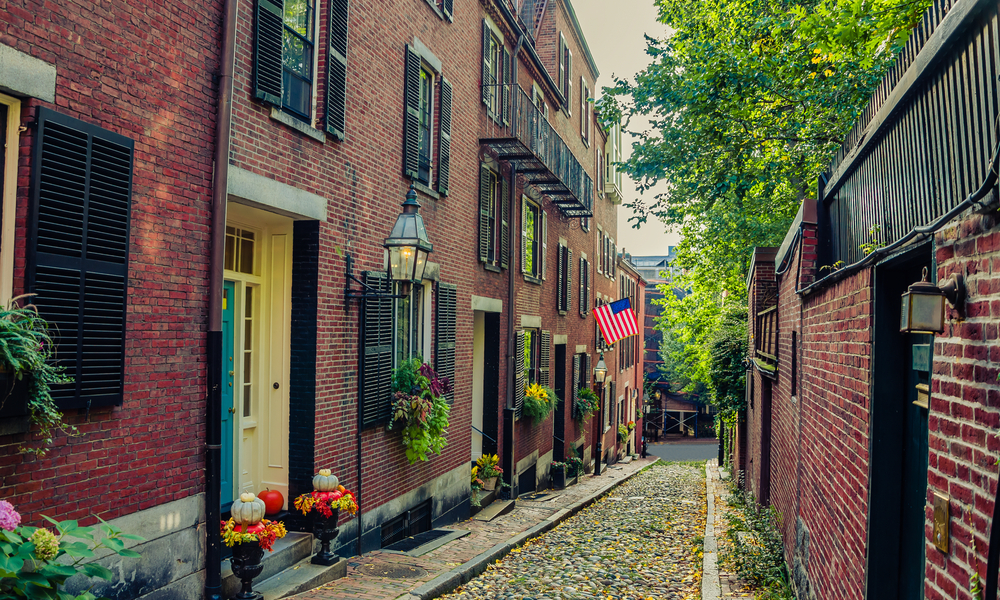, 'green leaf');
116,548,141,559
102,538,124,553
1,530,22,544
16,572,52,587
117,534,145,542
81,563,114,581
40,563,78,578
